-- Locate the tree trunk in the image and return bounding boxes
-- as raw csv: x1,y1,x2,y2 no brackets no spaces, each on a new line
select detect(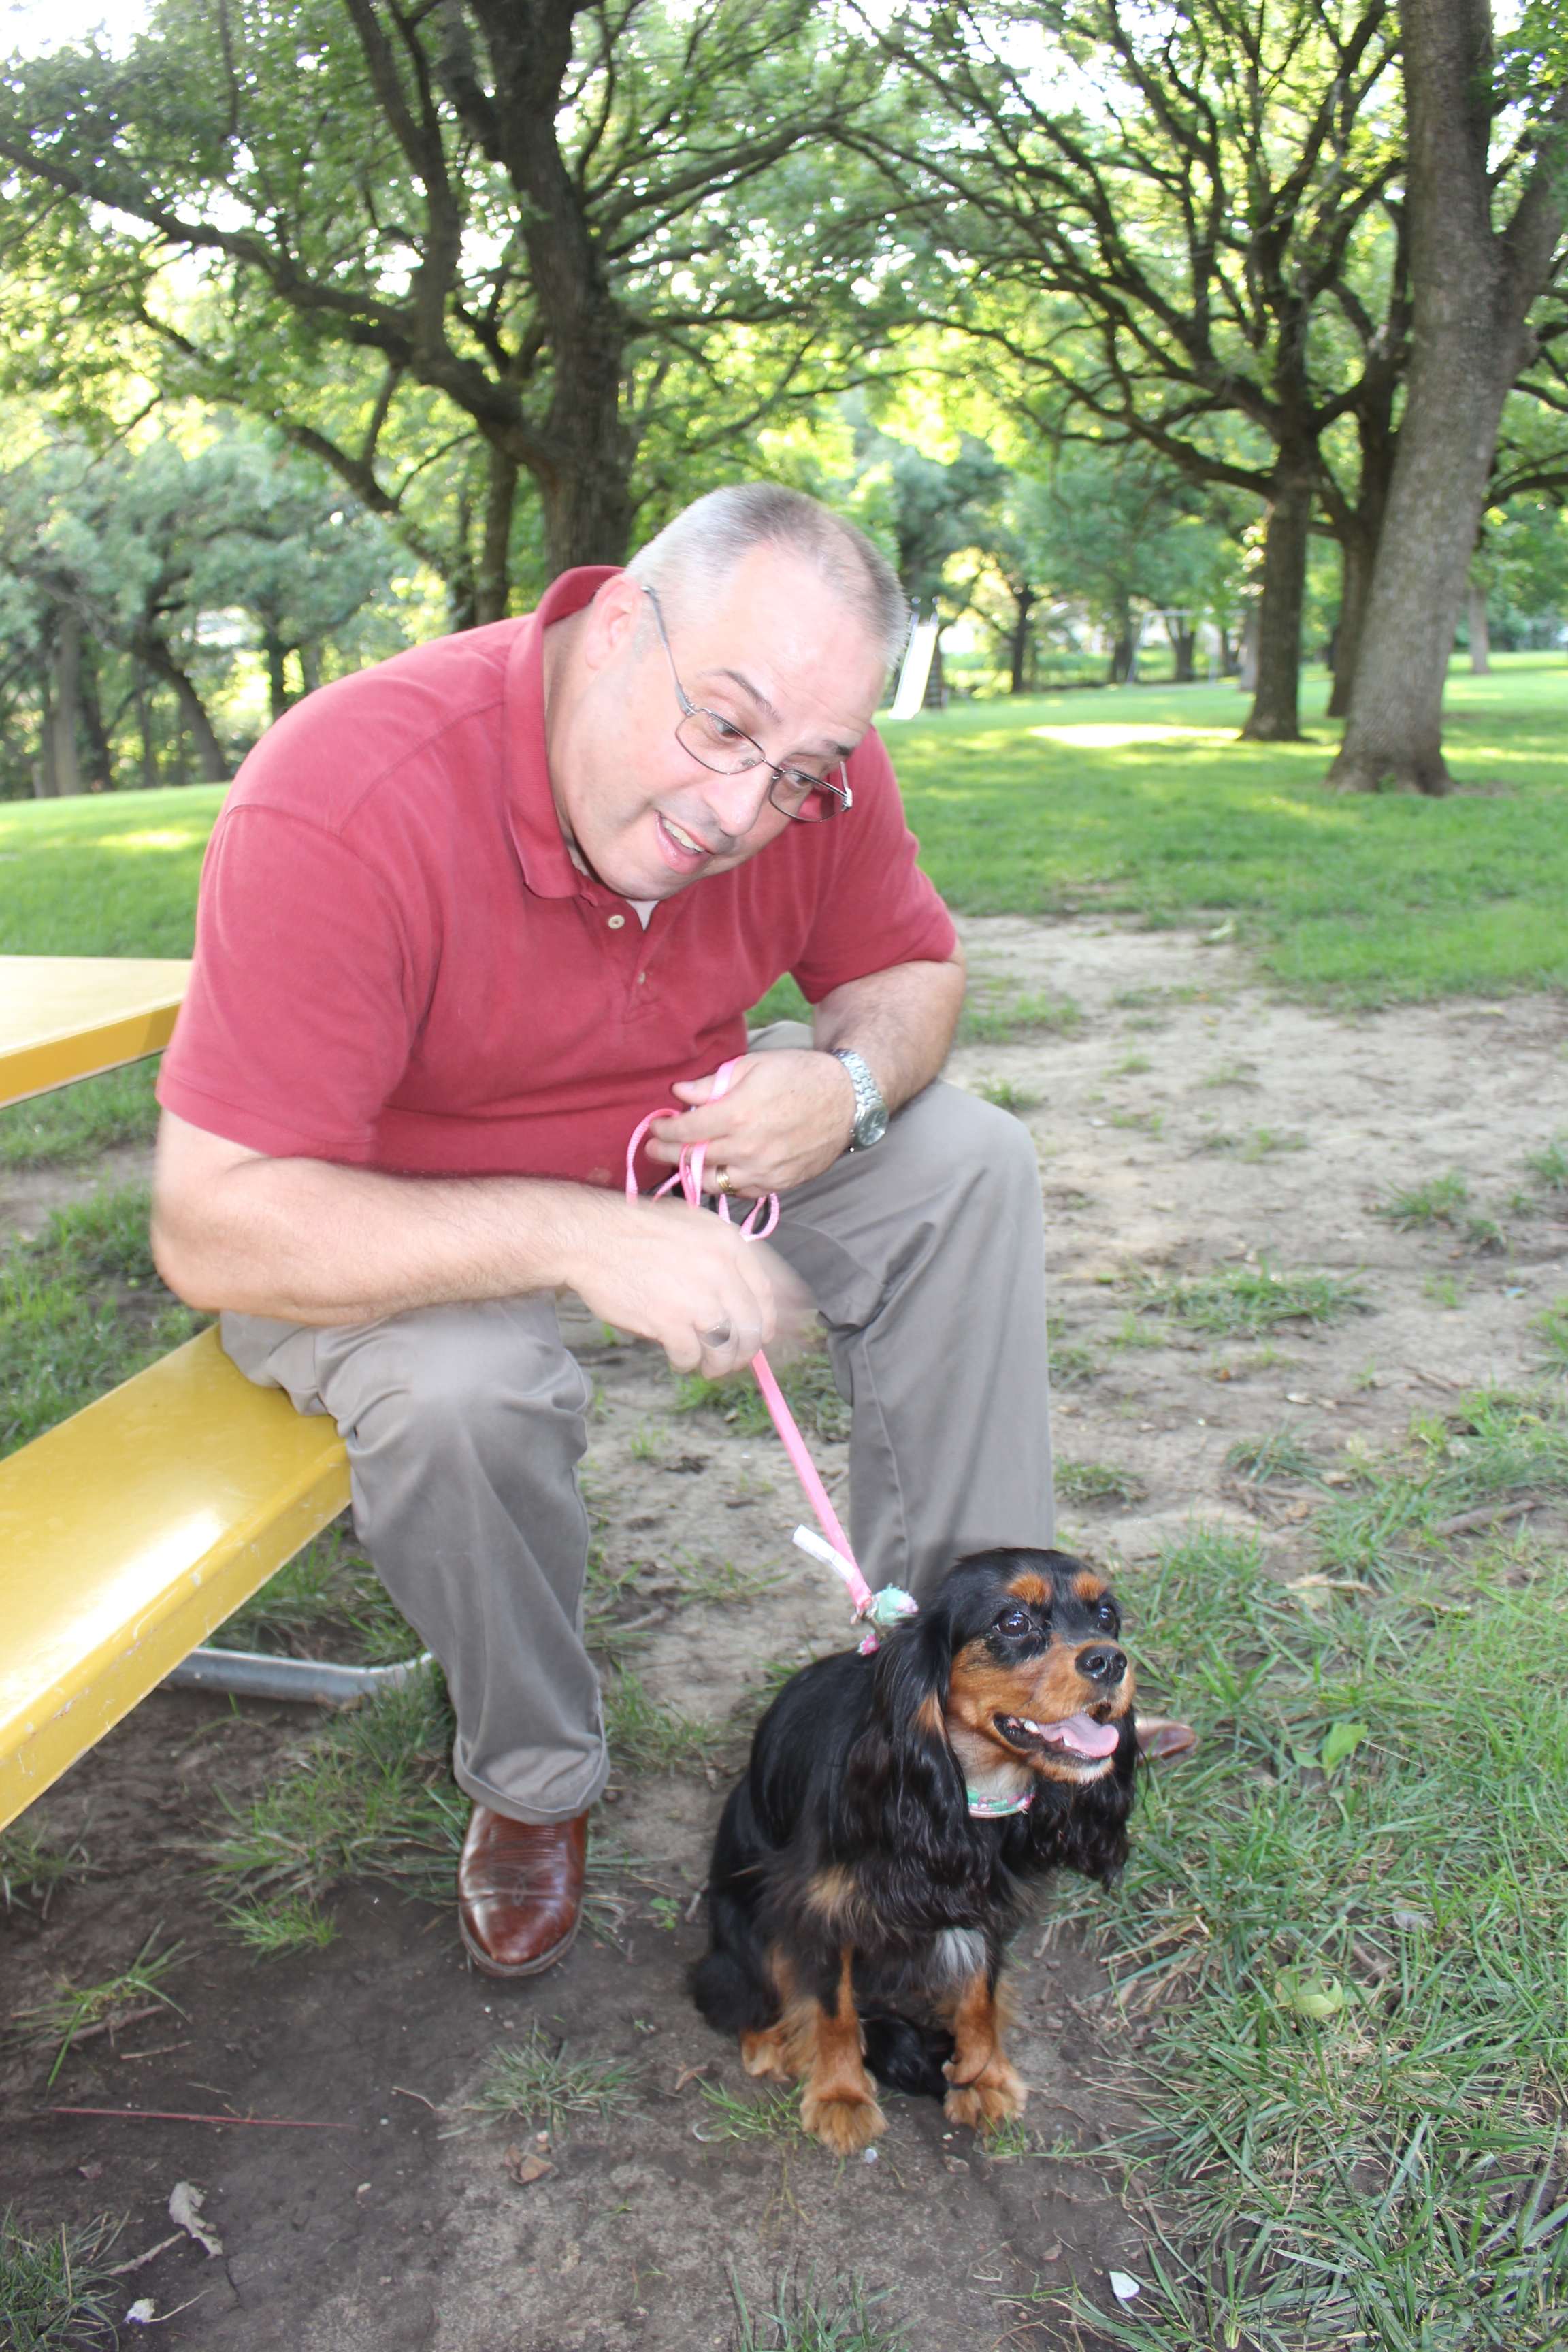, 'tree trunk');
133,666,159,788
1468,578,1492,672
50,604,85,795
1327,0,1563,794
1166,613,1197,683
135,632,229,781
78,634,113,788
1237,606,1260,692
1007,585,1036,693
1329,520,1377,717
300,642,321,694
1241,467,1313,739
476,445,519,622
263,625,291,725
